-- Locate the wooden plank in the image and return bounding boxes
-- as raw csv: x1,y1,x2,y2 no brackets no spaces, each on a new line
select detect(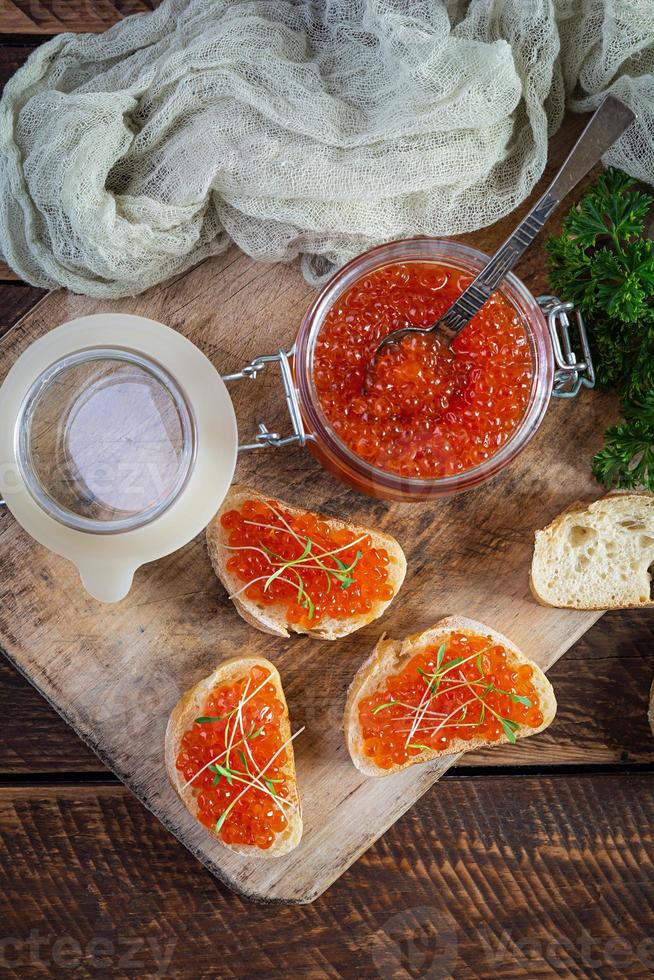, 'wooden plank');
0,261,21,280
2,608,653,774
0,45,39,285
0,118,632,902
0,43,40,285
0,282,47,336
0,42,39,90
0,0,160,34
0,773,652,977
